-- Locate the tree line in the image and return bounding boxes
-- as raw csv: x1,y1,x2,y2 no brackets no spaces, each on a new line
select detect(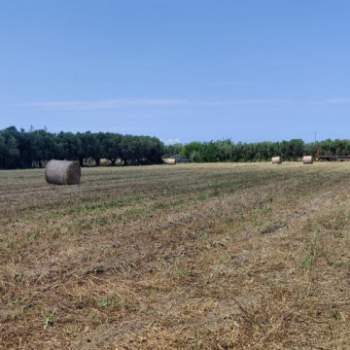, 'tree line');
2,126,350,169
165,139,350,163
0,127,163,169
